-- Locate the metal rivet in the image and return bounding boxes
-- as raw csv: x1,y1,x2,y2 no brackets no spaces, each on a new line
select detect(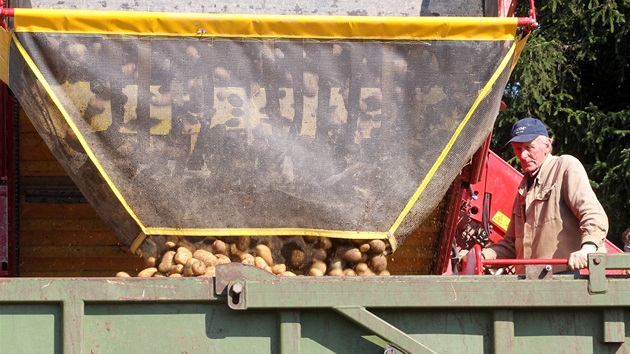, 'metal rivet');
232,282,243,294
